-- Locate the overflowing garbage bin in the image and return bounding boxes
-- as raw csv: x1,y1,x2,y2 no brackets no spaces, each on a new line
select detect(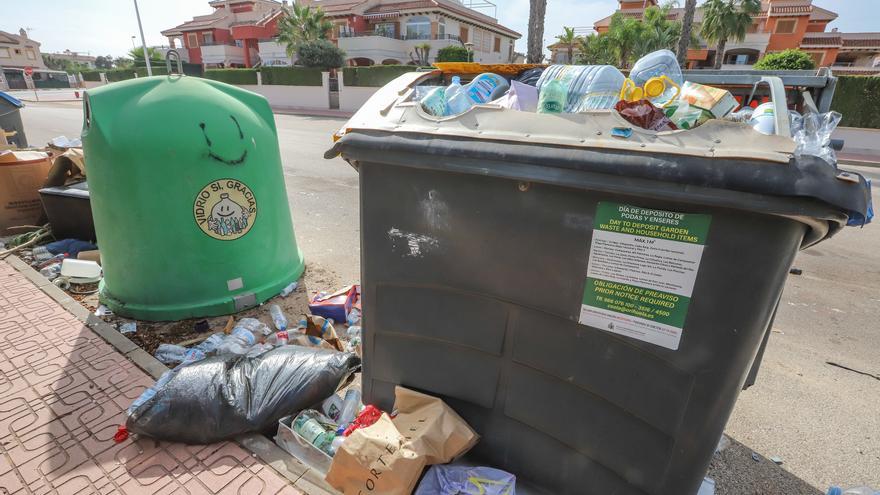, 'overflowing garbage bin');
83,75,304,320
326,69,871,495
